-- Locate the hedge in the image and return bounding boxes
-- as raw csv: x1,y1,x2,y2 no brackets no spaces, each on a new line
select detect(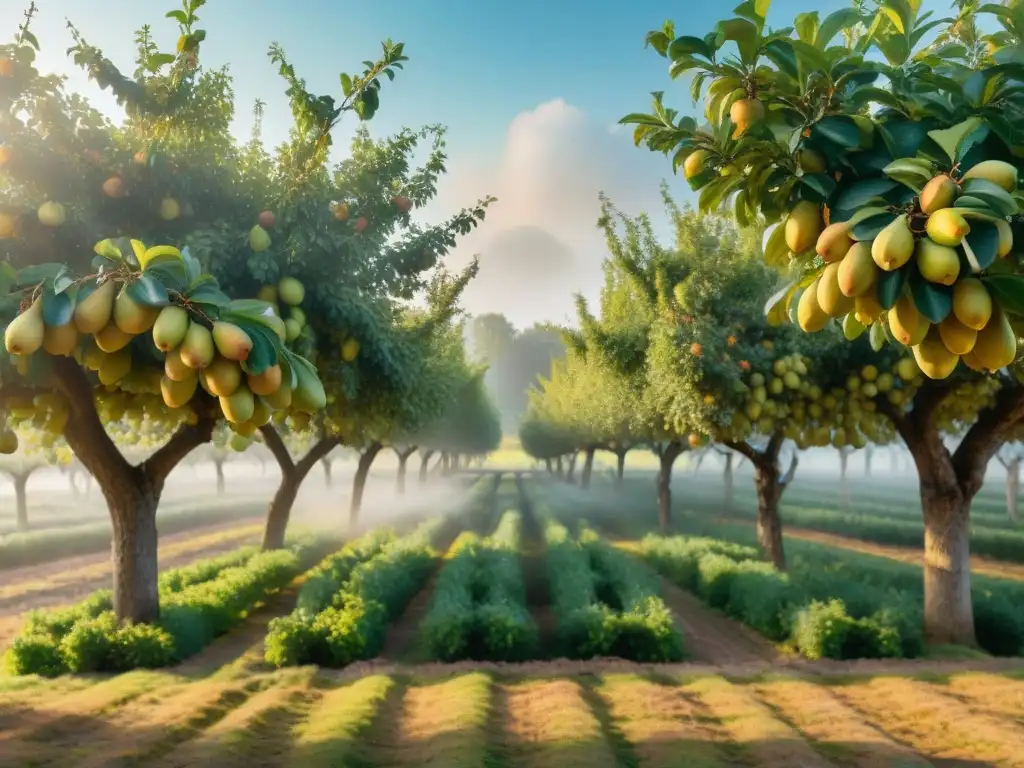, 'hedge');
4,540,310,676
420,509,538,661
